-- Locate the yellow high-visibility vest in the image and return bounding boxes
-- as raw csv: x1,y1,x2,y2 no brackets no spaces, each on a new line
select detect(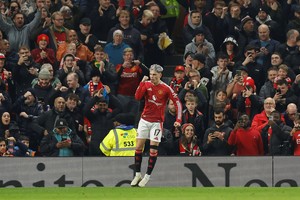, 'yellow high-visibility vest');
100,128,137,156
